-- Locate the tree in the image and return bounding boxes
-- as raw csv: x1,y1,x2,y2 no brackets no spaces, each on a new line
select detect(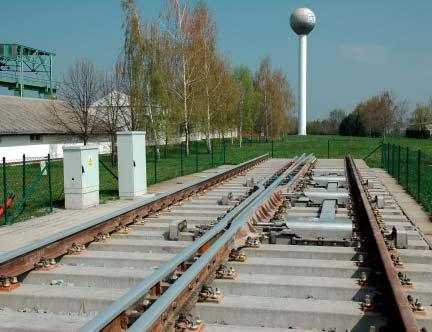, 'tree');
268,69,295,138
254,58,295,140
191,2,218,152
352,91,398,138
234,66,257,147
52,59,101,145
97,70,129,164
255,58,272,140
142,22,171,160
328,109,346,133
393,99,409,135
376,91,396,139
161,0,202,156
412,102,432,132
212,63,240,139
339,113,366,137
120,0,145,131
